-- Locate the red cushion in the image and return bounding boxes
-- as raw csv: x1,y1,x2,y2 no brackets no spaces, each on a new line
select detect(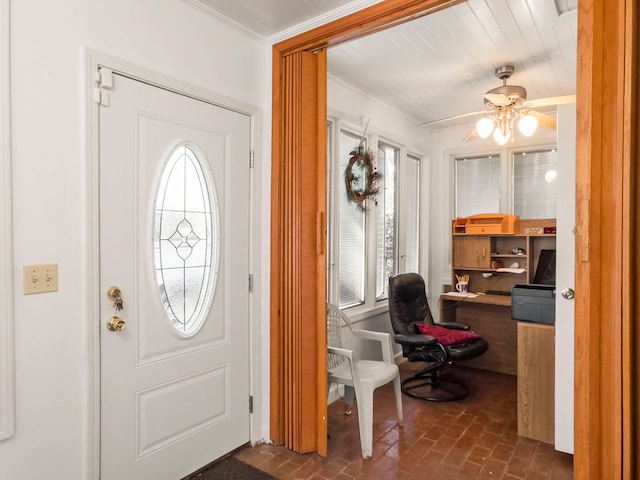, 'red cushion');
416,323,481,346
